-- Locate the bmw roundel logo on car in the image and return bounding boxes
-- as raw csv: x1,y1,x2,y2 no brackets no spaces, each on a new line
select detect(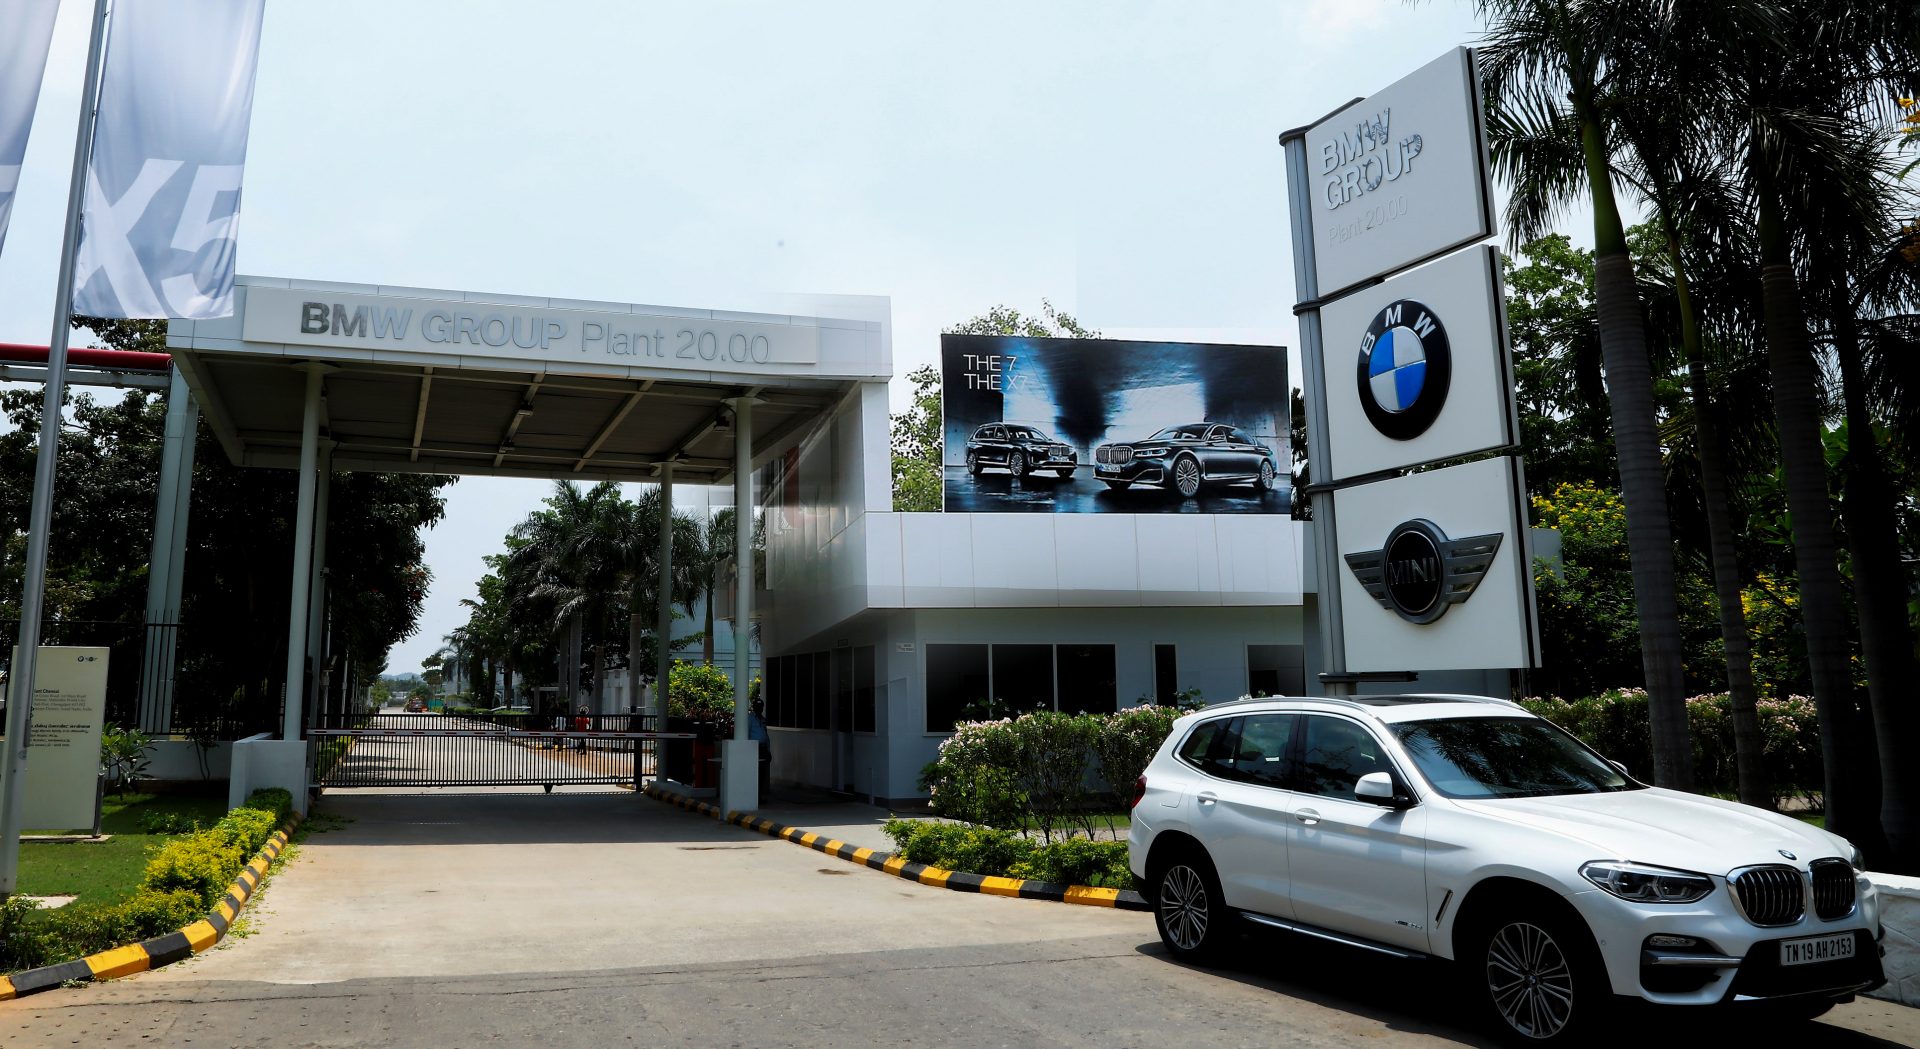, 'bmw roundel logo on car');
1356,298,1451,440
